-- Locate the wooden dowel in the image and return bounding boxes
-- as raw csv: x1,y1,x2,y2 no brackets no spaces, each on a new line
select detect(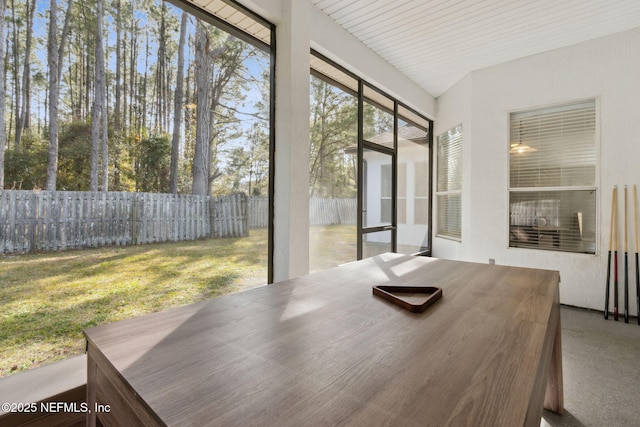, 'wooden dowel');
613,187,618,251
625,186,628,254
613,186,619,321
609,187,616,251
634,185,639,325
624,185,629,323
605,186,616,319
634,185,638,254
